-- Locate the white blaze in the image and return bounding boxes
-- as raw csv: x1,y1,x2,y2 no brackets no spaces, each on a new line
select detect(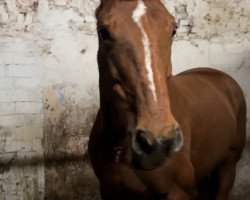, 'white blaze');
132,0,157,101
